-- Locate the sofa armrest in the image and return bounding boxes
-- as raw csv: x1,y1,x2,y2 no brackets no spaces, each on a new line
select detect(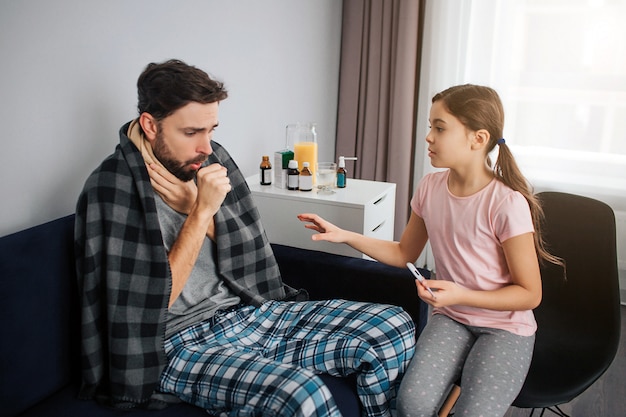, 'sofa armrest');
272,244,429,334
